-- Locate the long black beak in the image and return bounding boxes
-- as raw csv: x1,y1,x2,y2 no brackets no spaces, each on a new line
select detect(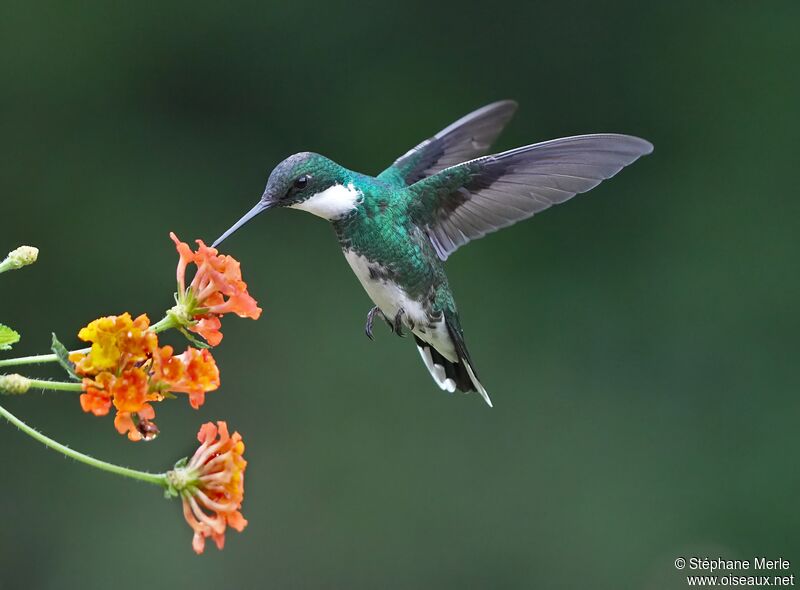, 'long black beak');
212,200,274,248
